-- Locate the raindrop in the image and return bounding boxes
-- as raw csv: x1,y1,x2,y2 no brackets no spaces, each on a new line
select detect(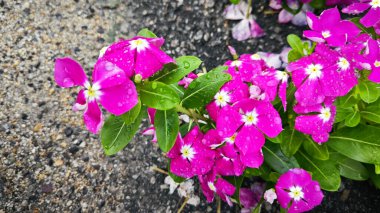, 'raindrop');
152,82,158,89
184,61,190,69
105,62,114,71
